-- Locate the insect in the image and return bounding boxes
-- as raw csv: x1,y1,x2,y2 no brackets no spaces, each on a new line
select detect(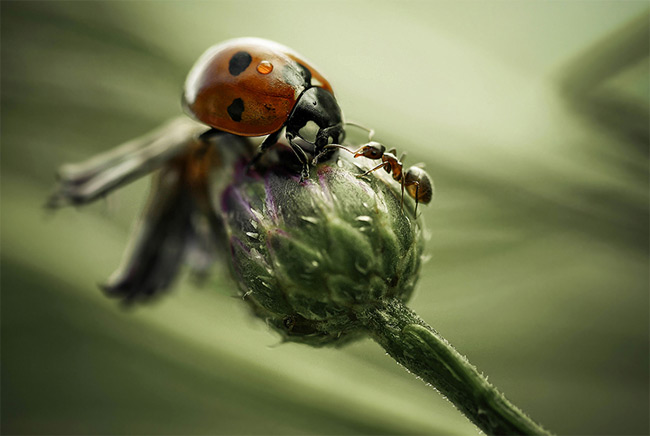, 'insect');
48,39,430,303
183,37,344,180
326,142,433,213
